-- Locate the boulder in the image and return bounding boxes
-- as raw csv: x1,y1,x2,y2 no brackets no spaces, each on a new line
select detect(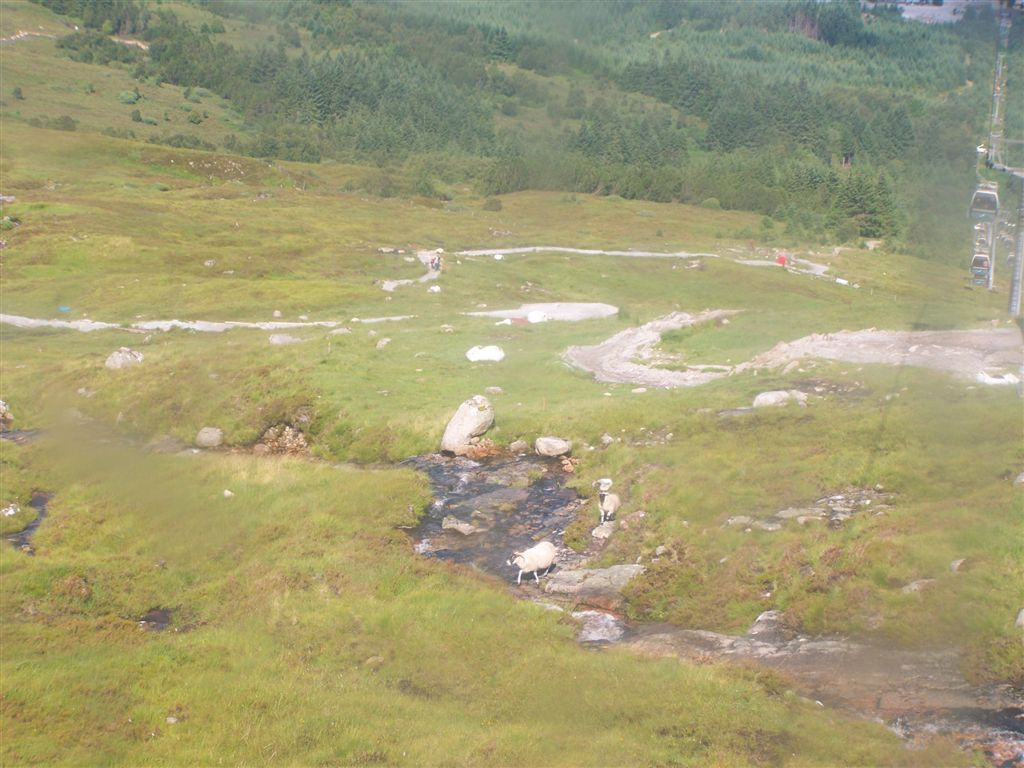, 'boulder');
195,427,224,448
535,436,572,457
508,439,529,455
440,395,494,455
466,345,504,362
752,390,808,408
0,400,12,425
591,521,615,539
544,564,644,611
105,347,144,370
526,310,548,324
